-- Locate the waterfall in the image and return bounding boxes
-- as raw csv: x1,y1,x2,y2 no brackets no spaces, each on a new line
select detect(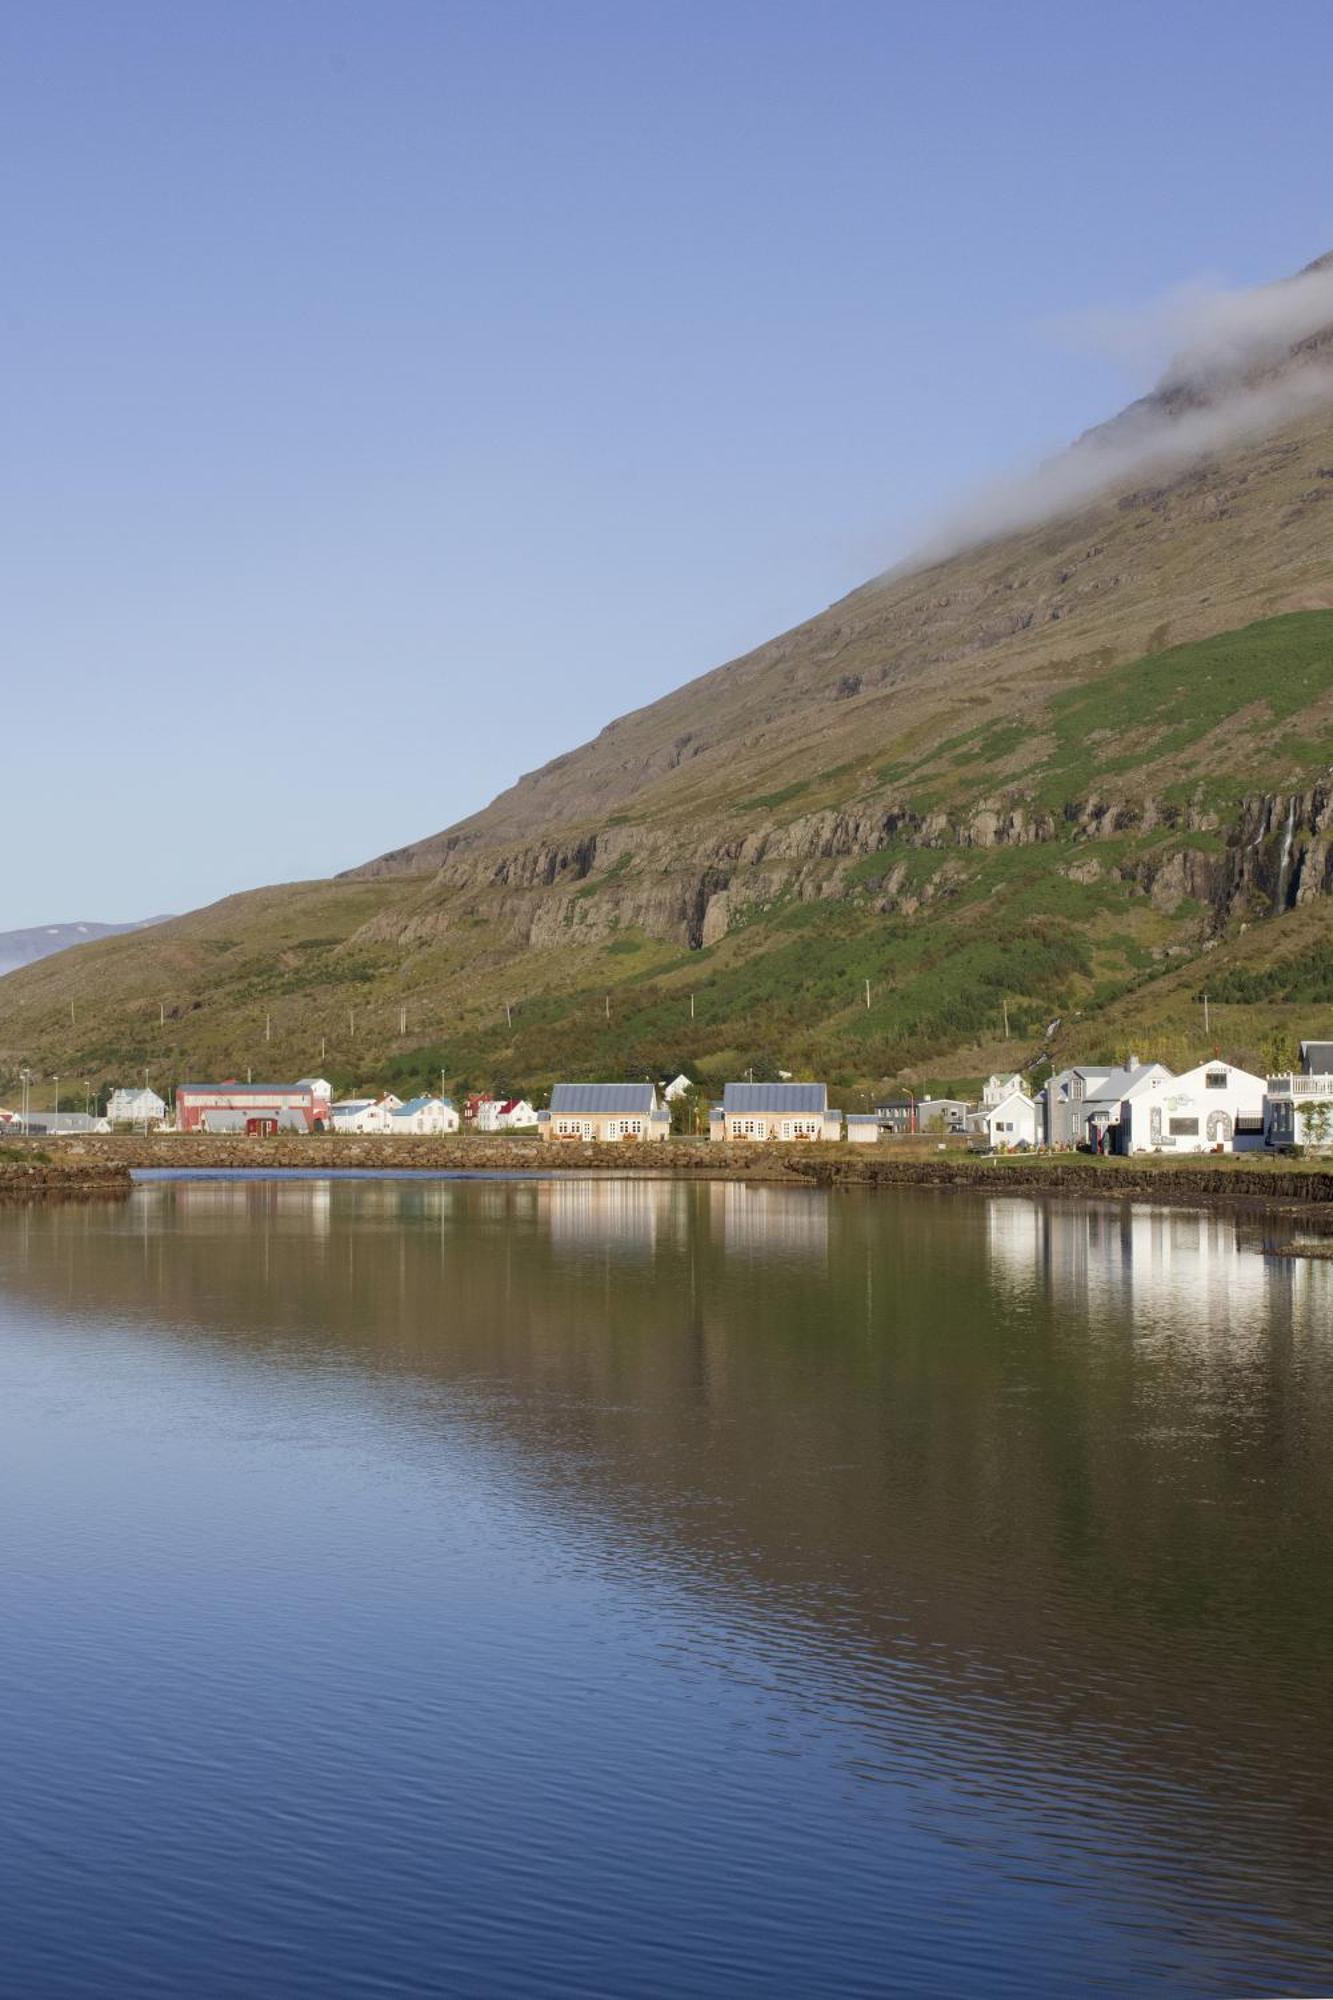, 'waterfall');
1274,796,1298,912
